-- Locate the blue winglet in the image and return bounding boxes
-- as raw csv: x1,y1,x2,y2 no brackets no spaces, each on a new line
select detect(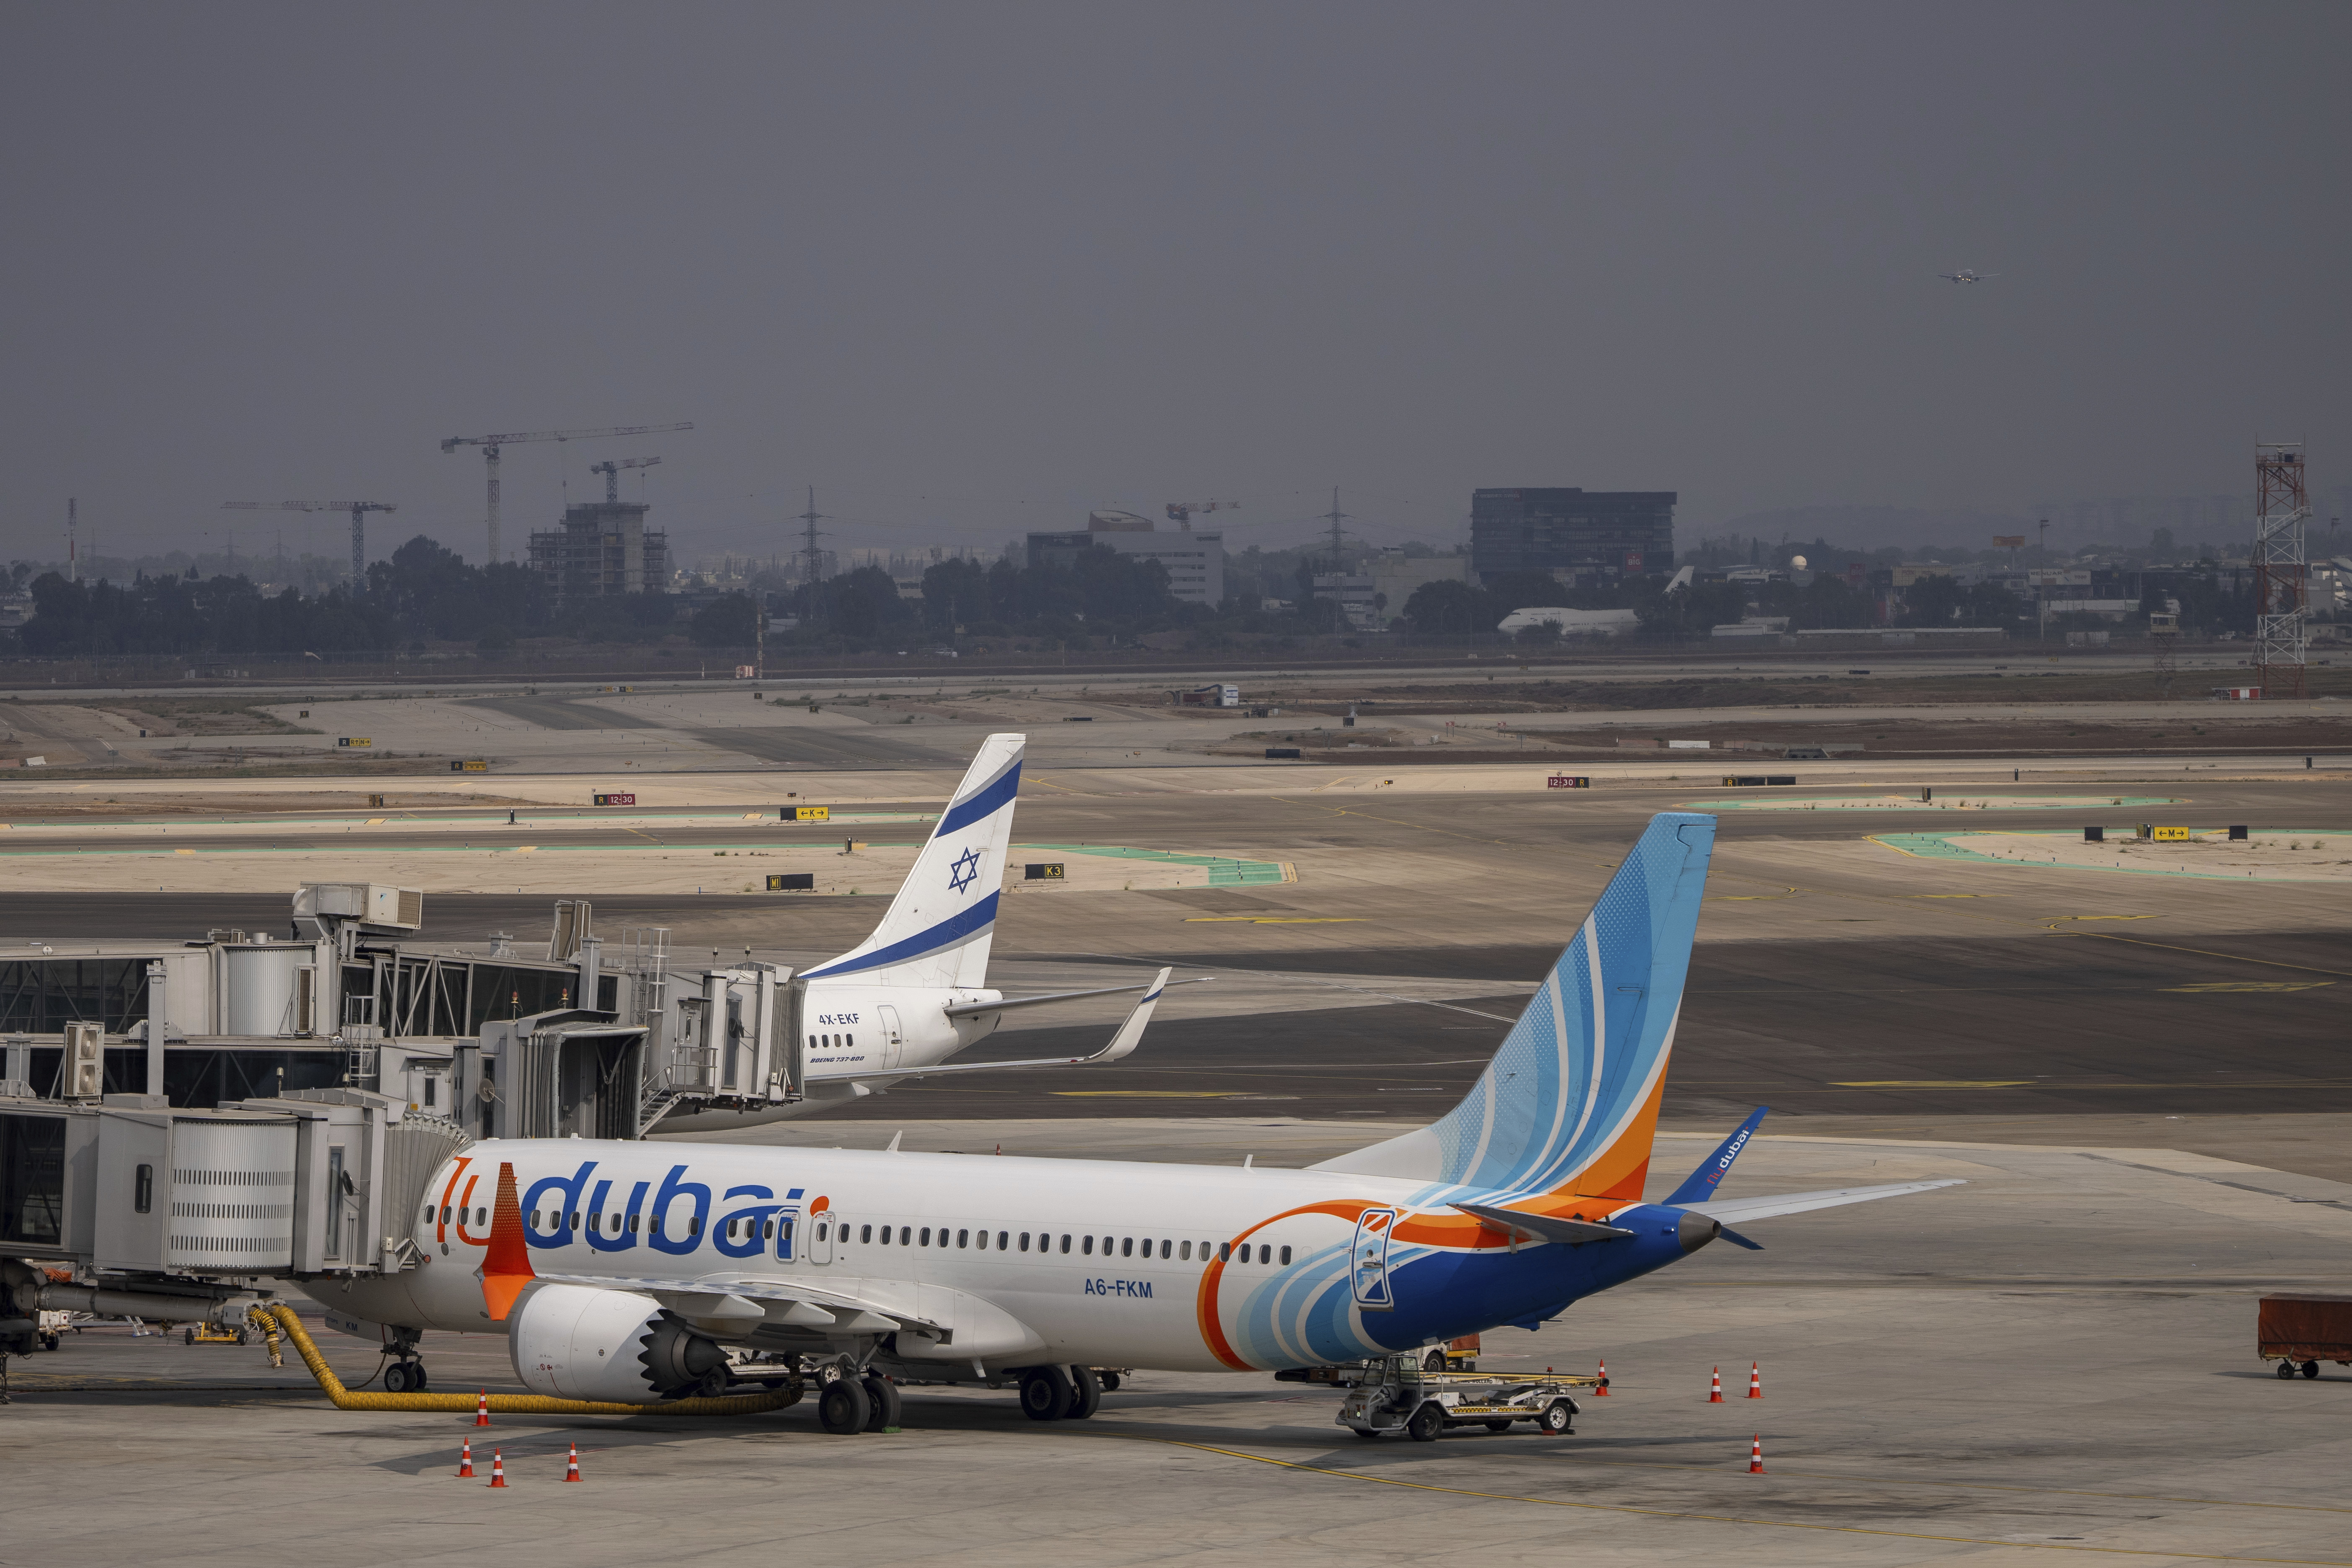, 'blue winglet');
1662,1105,1769,1207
